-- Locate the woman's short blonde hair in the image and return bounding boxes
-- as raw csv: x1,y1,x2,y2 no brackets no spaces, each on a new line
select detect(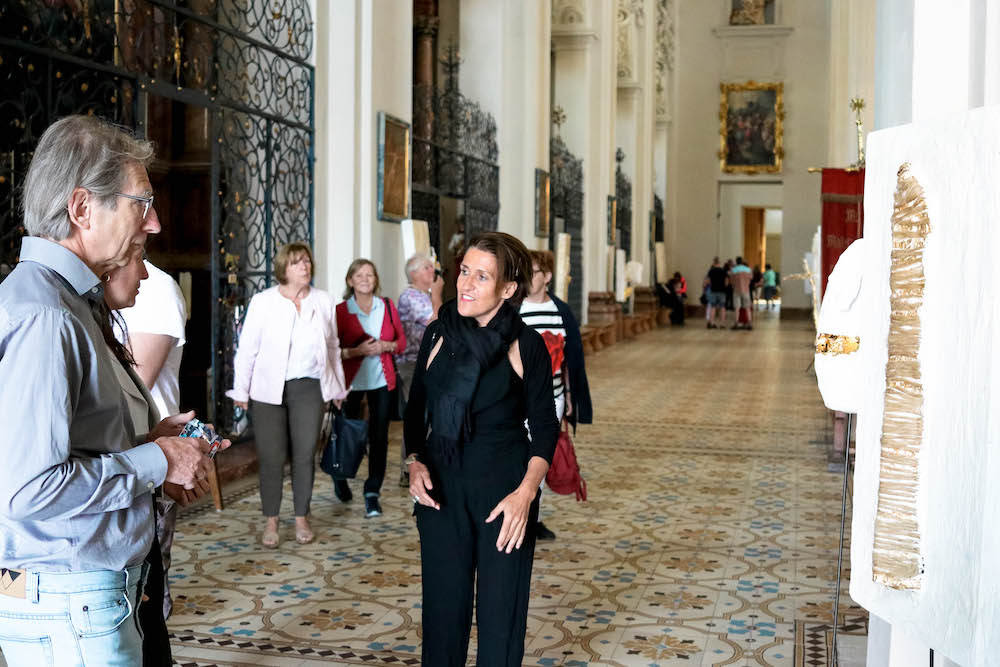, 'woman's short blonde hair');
343,258,381,300
274,242,314,284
